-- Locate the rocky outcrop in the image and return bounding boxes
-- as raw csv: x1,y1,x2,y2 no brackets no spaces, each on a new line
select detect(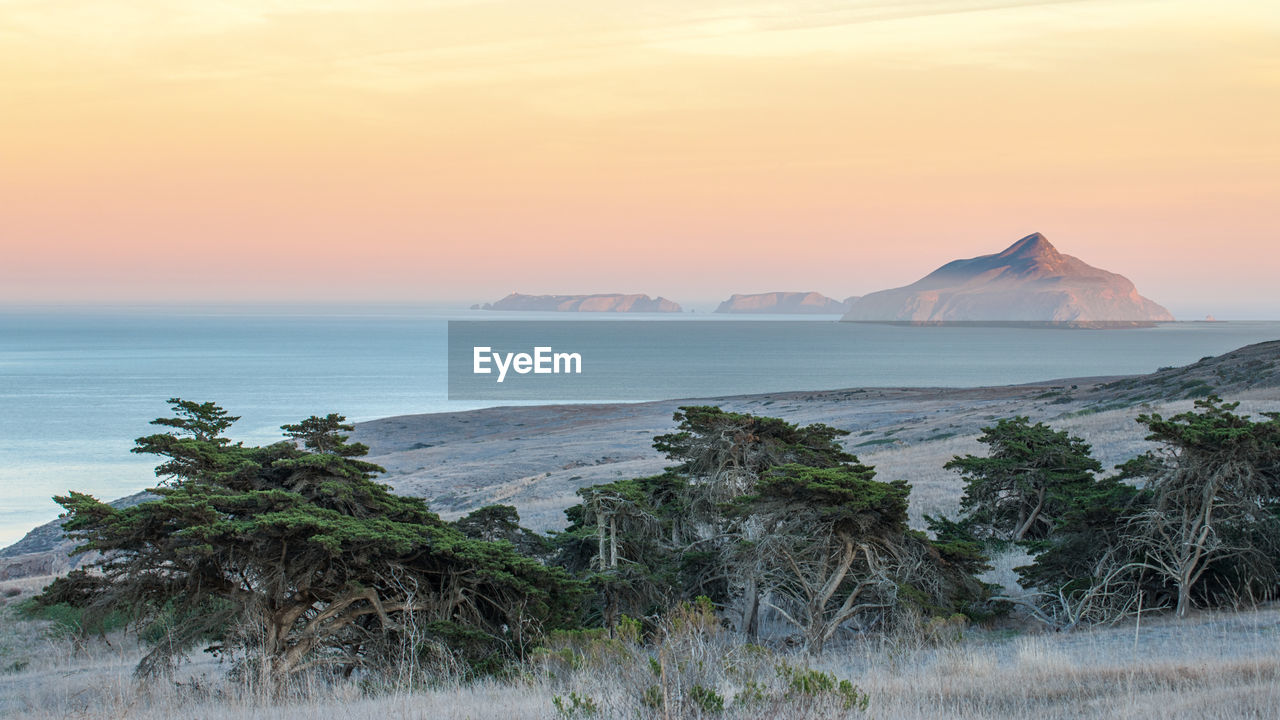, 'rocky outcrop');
714,291,856,314
480,293,682,313
842,233,1174,326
